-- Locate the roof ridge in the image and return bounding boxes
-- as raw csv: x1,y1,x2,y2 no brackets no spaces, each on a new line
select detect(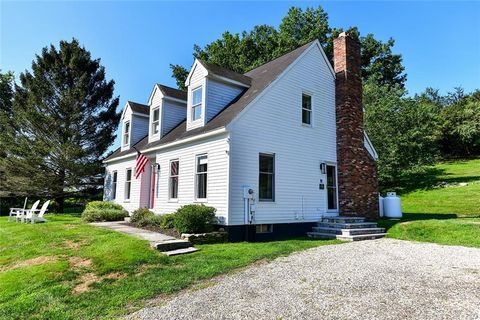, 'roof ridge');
244,40,316,76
